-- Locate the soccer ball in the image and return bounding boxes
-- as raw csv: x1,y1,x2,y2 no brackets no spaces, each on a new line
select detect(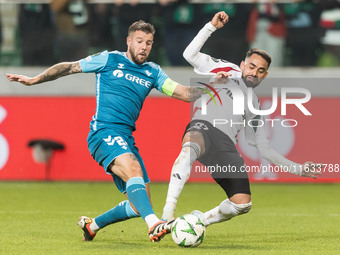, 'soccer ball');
171,214,206,247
